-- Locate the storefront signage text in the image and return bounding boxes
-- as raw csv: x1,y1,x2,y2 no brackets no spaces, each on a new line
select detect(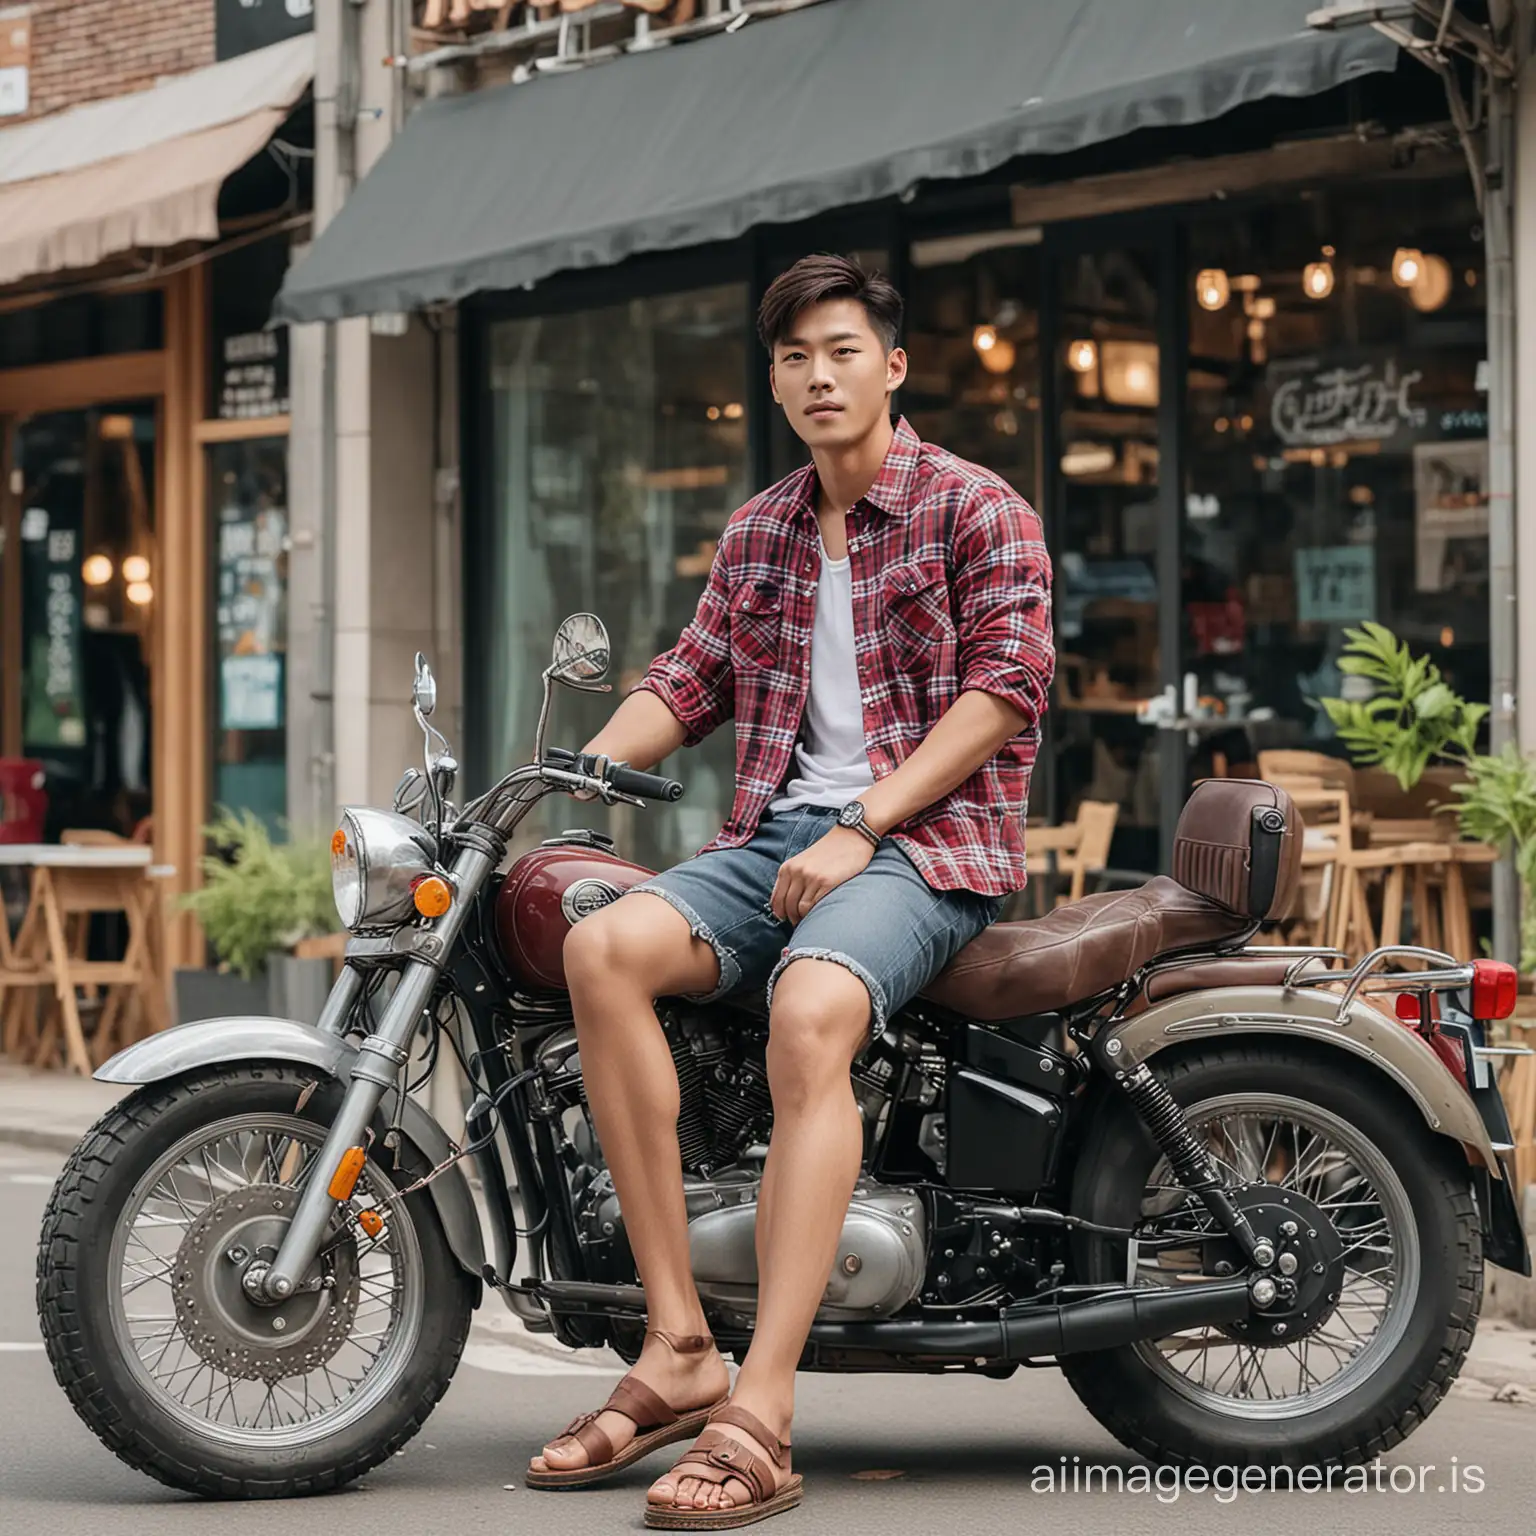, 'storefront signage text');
1270,358,1426,448
0,8,29,118
20,507,85,748
219,329,288,420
